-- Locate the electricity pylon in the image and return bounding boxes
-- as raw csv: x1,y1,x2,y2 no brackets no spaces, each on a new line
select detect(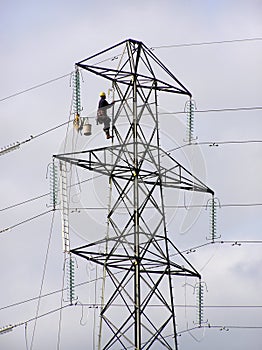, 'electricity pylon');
54,39,214,350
